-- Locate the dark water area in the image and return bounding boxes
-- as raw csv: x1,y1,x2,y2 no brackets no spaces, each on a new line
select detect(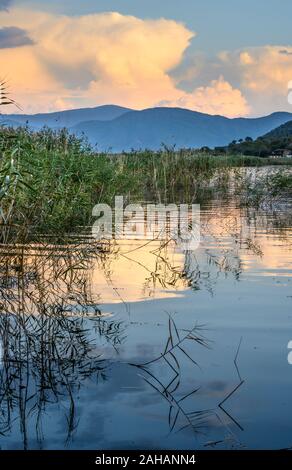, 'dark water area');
0,193,292,450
